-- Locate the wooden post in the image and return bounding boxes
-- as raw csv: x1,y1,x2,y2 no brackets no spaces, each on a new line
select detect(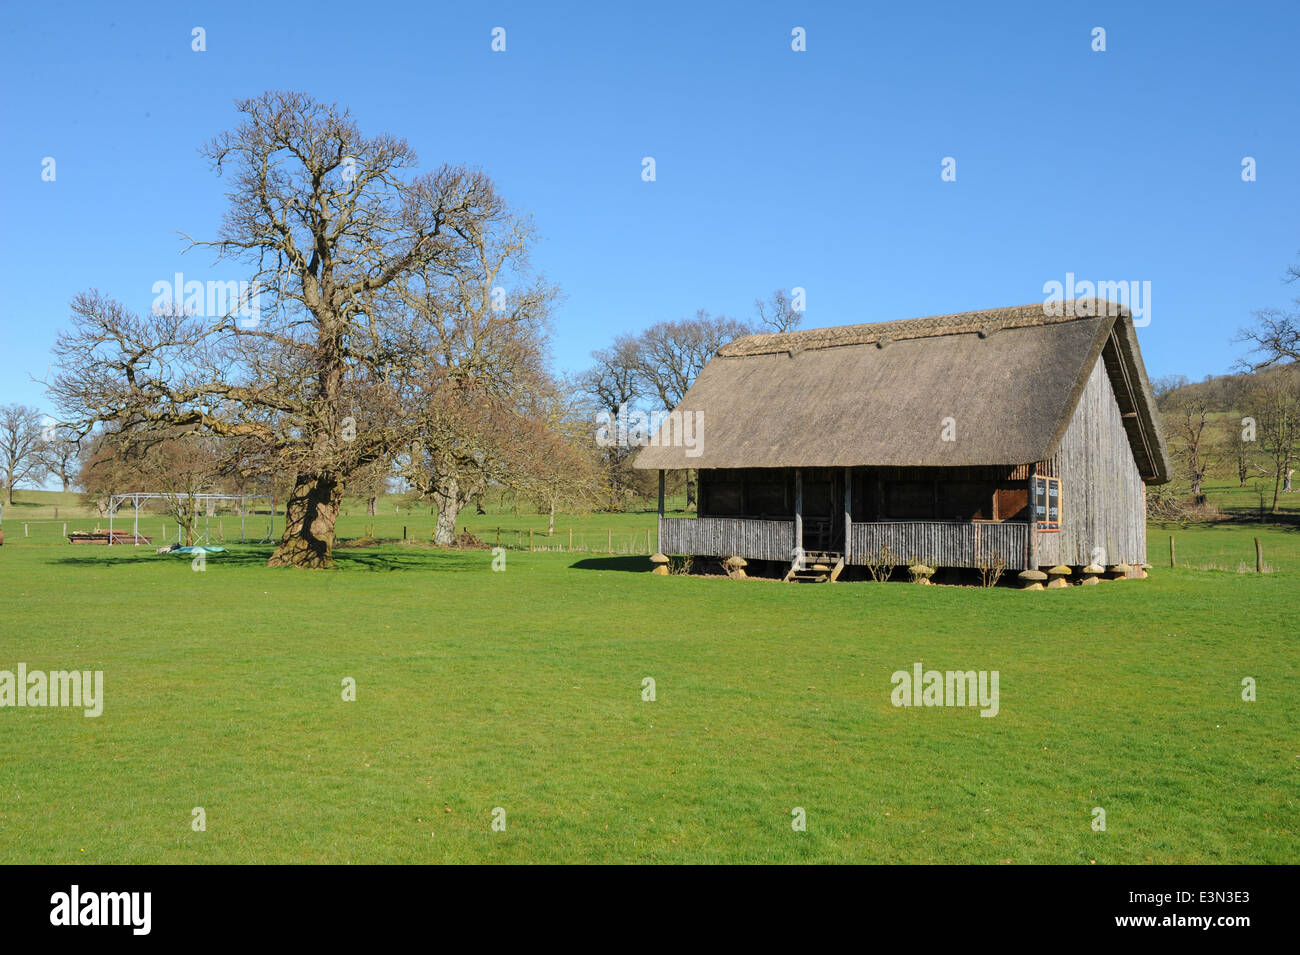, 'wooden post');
1169,535,1175,568
607,528,612,553
1255,537,1263,573
529,528,533,552
843,468,852,562
403,525,408,540
657,470,665,517
517,529,521,548
496,527,501,548
569,527,573,551
793,468,803,555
